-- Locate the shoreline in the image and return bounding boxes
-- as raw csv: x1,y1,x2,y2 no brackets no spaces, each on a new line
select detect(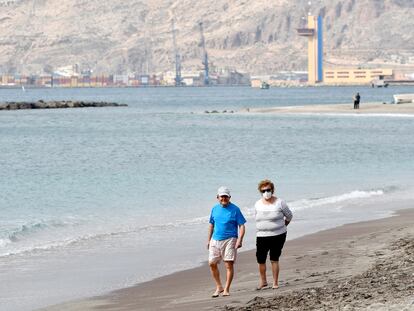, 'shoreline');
243,102,414,115
40,207,414,311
